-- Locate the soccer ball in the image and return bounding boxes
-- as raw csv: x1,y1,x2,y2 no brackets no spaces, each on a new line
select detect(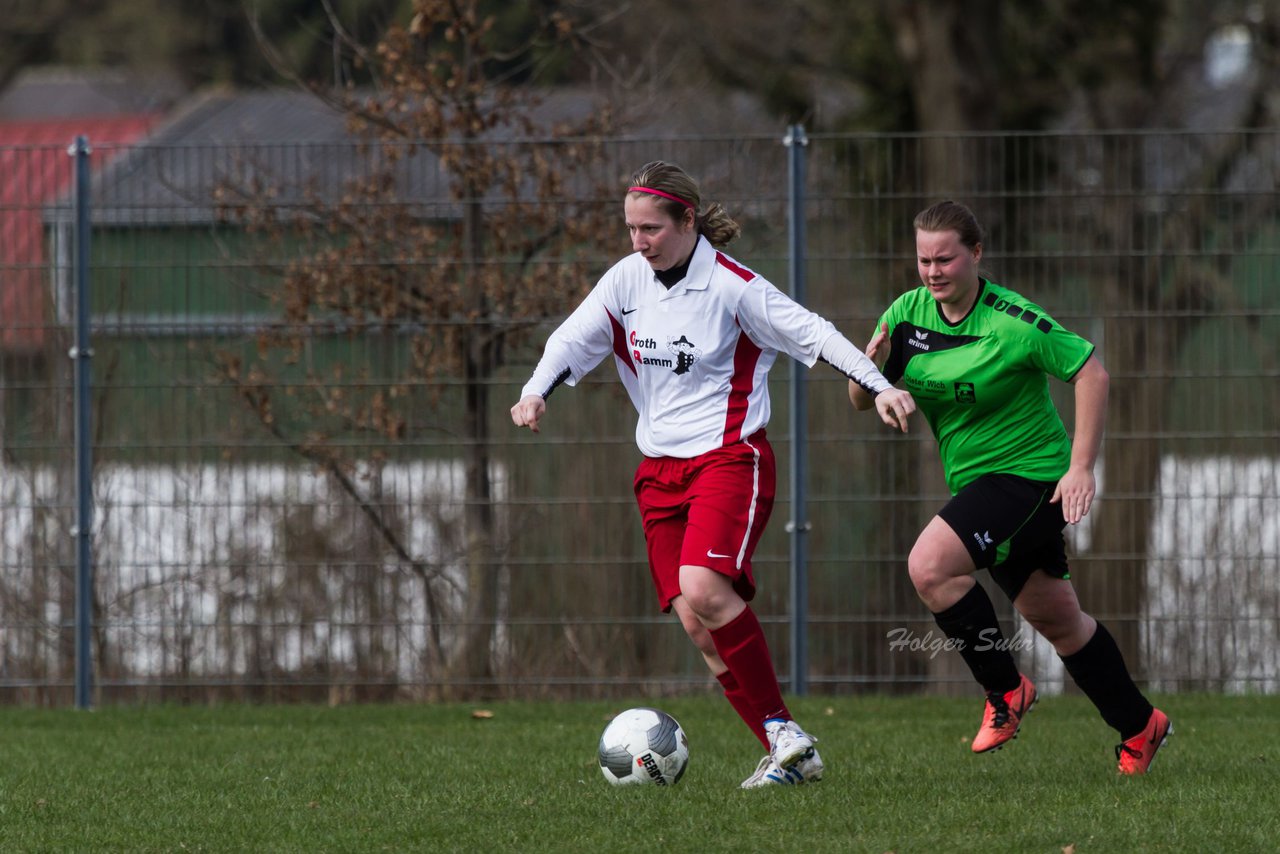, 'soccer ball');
598,707,689,786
